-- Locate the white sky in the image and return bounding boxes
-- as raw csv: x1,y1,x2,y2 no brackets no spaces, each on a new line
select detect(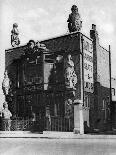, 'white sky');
0,0,116,105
